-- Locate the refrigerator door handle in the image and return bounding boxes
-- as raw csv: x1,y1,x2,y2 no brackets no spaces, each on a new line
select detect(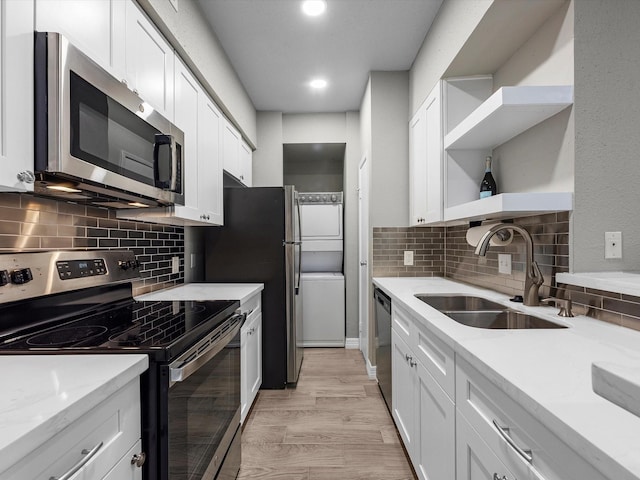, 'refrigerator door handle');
295,195,302,294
